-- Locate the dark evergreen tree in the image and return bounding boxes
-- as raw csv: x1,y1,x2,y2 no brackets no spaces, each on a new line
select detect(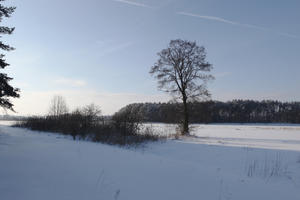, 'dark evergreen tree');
0,0,19,111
